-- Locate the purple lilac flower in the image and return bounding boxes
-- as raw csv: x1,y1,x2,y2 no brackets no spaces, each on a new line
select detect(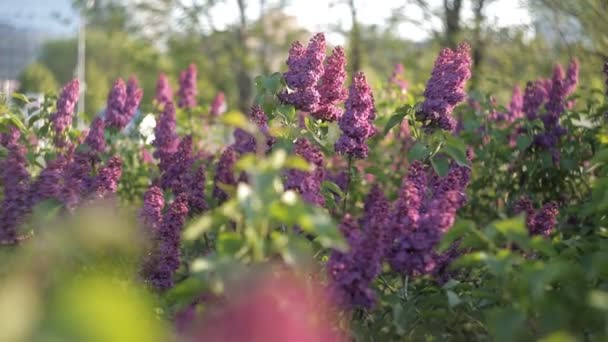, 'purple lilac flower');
142,194,189,291
564,59,579,97
187,164,207,216
327,186,391,309
140,185,165,235
508,85,524,121
0,125,20,147
233,106,274,155
327,215,375,308
155,73,173,105
161,135,194,195
534,63,575,164
0,141,31,243
210,92,227,117
389,63,409,91
335,72,377,159
418,42,472,132
514,197,558,237
60,152,92,211
281,33,326,112
153,102,180,172
178,64,198,109
29,156,67,206
105,77,143,130
84,117,106,155
88,156,122,200
358,185,392,271
311,47,347,121
50,79,80,138
523,80,547,121
544,64,567,125
389,161,470,278
213,147,237,204
531,202,559,237
284,138,325,206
